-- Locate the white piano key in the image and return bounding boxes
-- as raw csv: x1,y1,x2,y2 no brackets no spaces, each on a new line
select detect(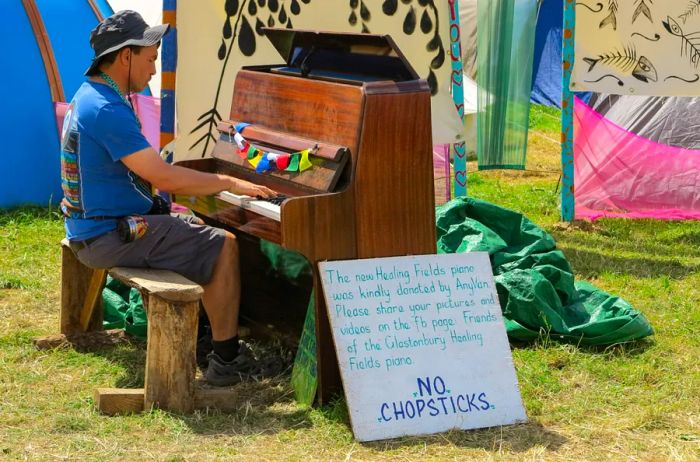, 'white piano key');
217,191,281,221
